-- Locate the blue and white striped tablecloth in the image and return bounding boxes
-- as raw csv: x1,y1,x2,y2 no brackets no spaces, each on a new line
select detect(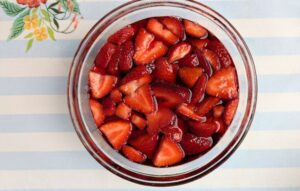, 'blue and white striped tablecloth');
0,0,300,190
